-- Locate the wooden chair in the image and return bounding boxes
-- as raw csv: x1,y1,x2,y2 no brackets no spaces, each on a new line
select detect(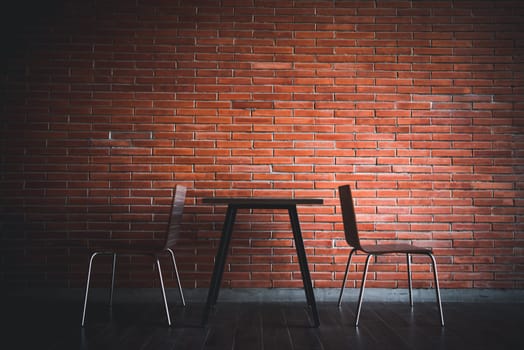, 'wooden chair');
81,185,187,326
337,185,444,326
